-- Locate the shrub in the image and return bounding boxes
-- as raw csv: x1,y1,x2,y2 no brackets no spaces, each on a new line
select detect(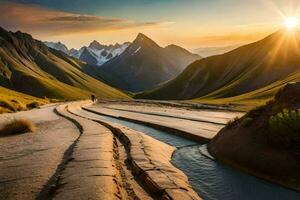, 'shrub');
26,102,40,109
268,108,300,148
0,99,28,113
50,98,60,103
0,107,11,114
0,100,15,112
0,119,36,136
241,117,254,127
11,99,26,111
